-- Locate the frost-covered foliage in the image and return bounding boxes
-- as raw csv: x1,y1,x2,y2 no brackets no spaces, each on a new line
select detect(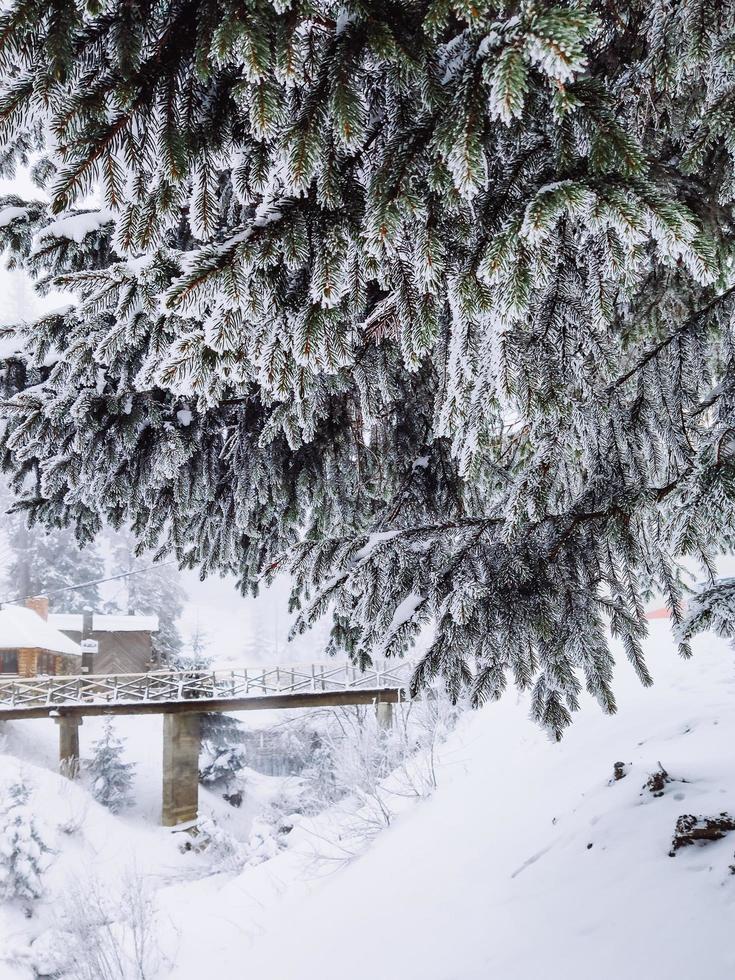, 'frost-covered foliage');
84,720,136,813
199,743,247,786
186,805,288,873
0,778,51,901
680,579,735,644
245,781,305,866
271,695,465,864
199,713,247,786
2,2,735,735
191,815,249,873
196,696,462,871
49,871,166,980
301,741,338,807
239,715,321,777
273,694,466,856
311,696,463,820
